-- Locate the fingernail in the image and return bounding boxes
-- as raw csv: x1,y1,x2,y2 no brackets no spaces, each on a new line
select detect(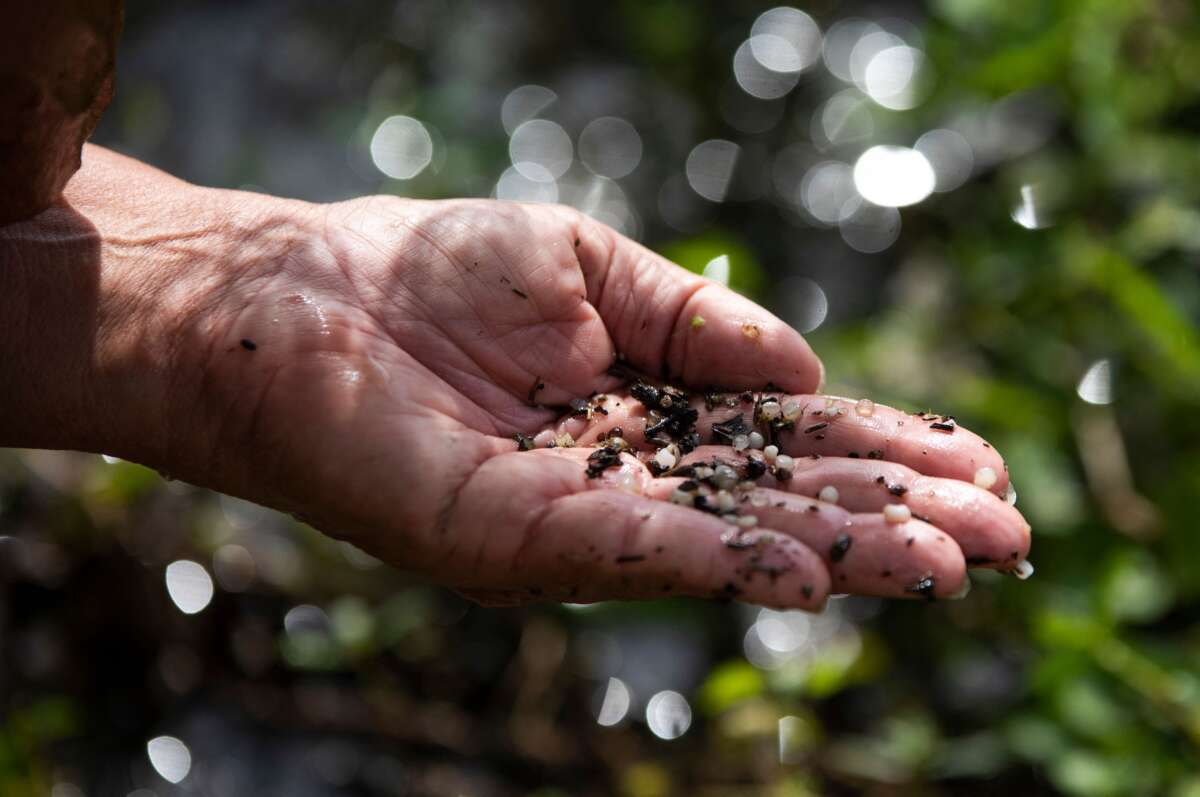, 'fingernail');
1013,559,1035,580
816,360,827,393
948,574,972,600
